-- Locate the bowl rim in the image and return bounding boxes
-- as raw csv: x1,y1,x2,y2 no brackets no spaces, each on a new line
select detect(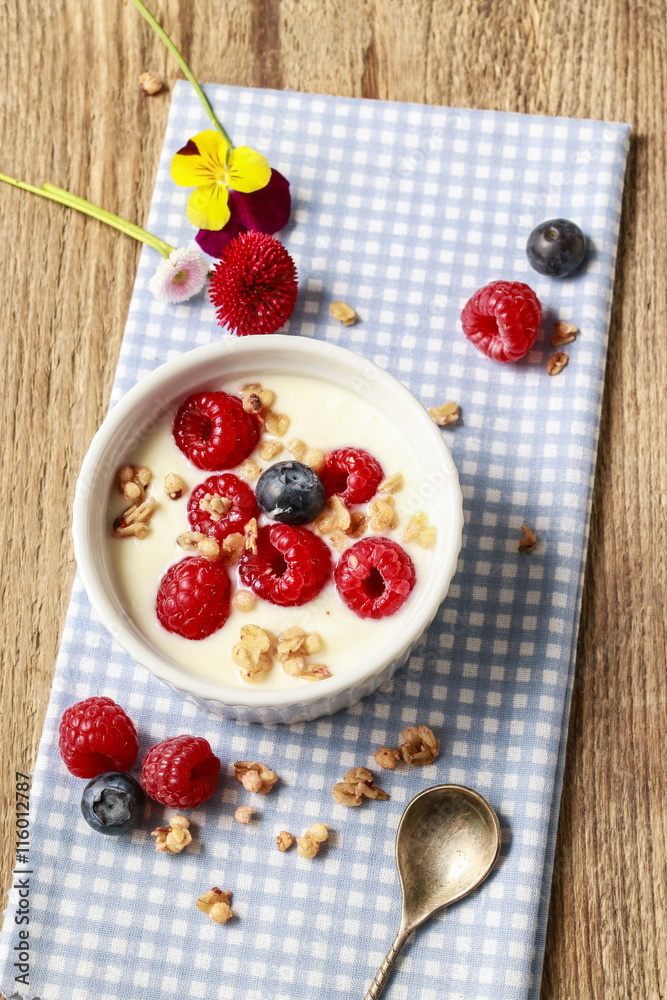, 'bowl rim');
73,335,463,711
